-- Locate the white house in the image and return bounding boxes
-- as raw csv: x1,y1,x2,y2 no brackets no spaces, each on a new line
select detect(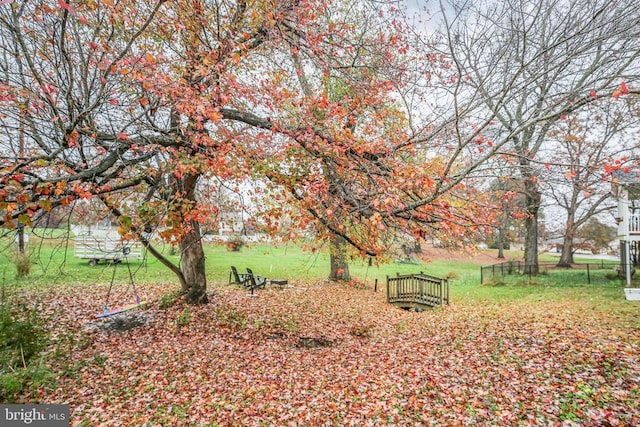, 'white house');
613,167,640,287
